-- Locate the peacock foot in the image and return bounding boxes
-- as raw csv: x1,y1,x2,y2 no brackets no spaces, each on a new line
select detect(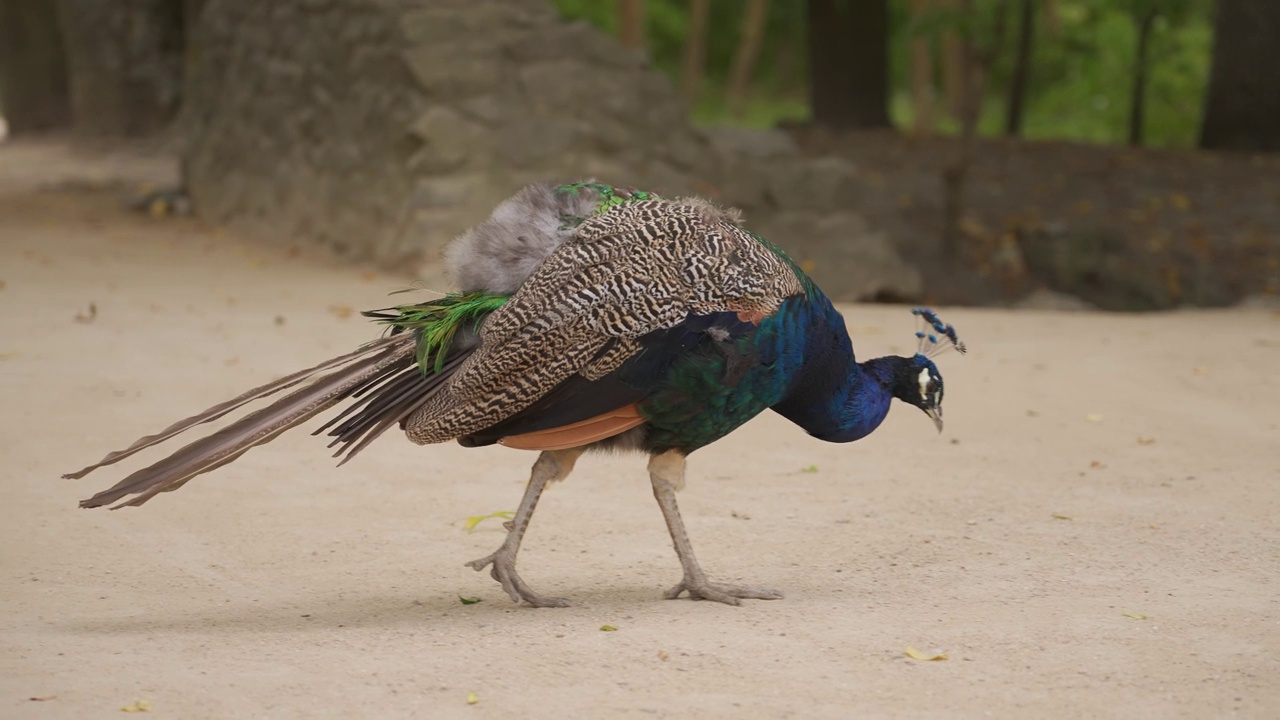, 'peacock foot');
466,548,569,608
663,577,784,606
